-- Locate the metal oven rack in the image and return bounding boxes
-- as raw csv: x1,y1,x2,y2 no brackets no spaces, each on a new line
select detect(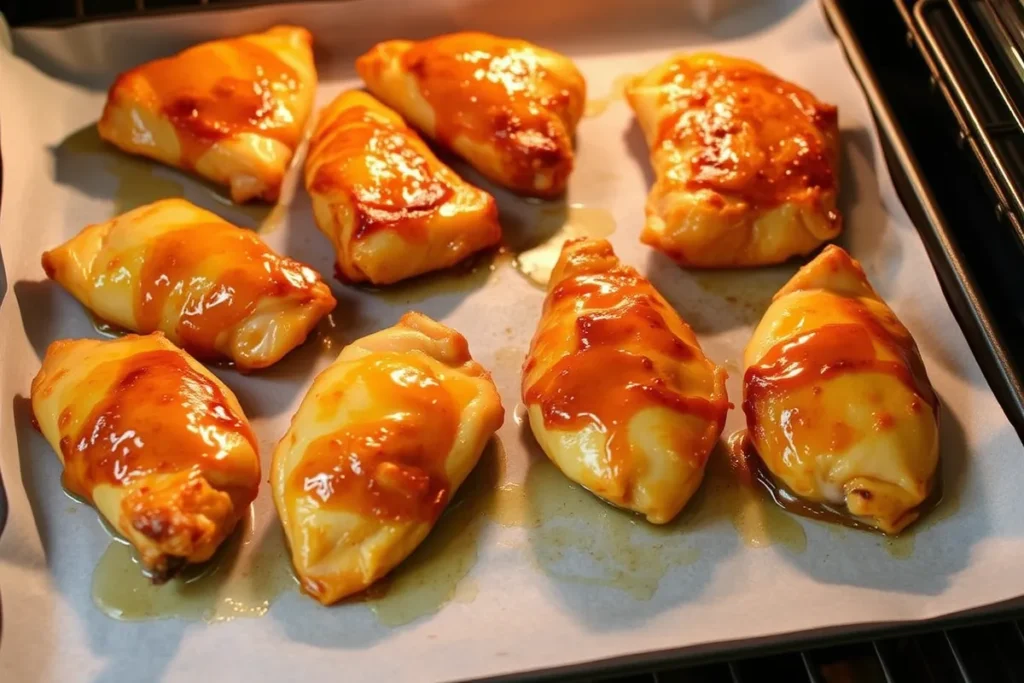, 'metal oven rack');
4,1,1024,681
911,0,1024,241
